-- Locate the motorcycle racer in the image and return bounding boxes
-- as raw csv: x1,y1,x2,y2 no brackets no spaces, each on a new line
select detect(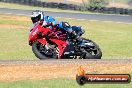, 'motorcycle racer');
29,10,102,59
31,10,84,44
